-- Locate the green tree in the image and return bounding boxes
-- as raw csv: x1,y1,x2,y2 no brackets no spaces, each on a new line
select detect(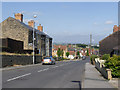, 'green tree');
66,52,70,57
77,51,80,56
57,48,61,57
61,49,64,59
86,49,89,56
